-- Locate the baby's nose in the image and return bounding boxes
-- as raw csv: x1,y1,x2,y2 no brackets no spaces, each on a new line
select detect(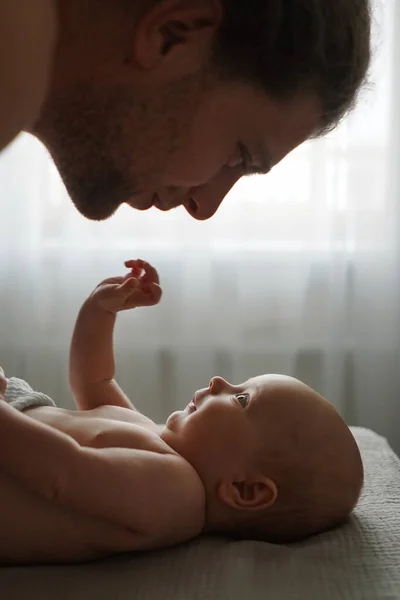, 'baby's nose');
209,376,229,394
